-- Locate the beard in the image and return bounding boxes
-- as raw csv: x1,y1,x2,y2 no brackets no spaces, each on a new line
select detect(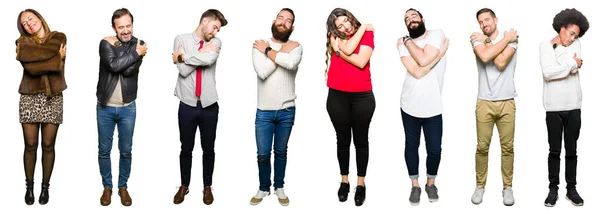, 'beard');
407,21,426,38
271,23,293,42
